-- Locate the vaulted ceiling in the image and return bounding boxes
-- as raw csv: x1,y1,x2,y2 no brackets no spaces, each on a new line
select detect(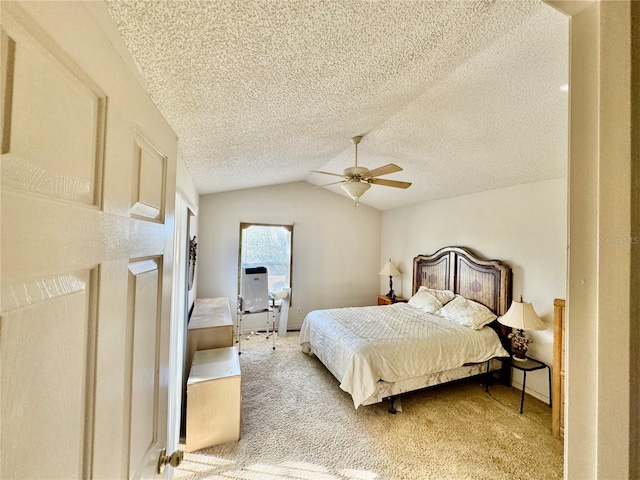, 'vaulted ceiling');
106,0,568,211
